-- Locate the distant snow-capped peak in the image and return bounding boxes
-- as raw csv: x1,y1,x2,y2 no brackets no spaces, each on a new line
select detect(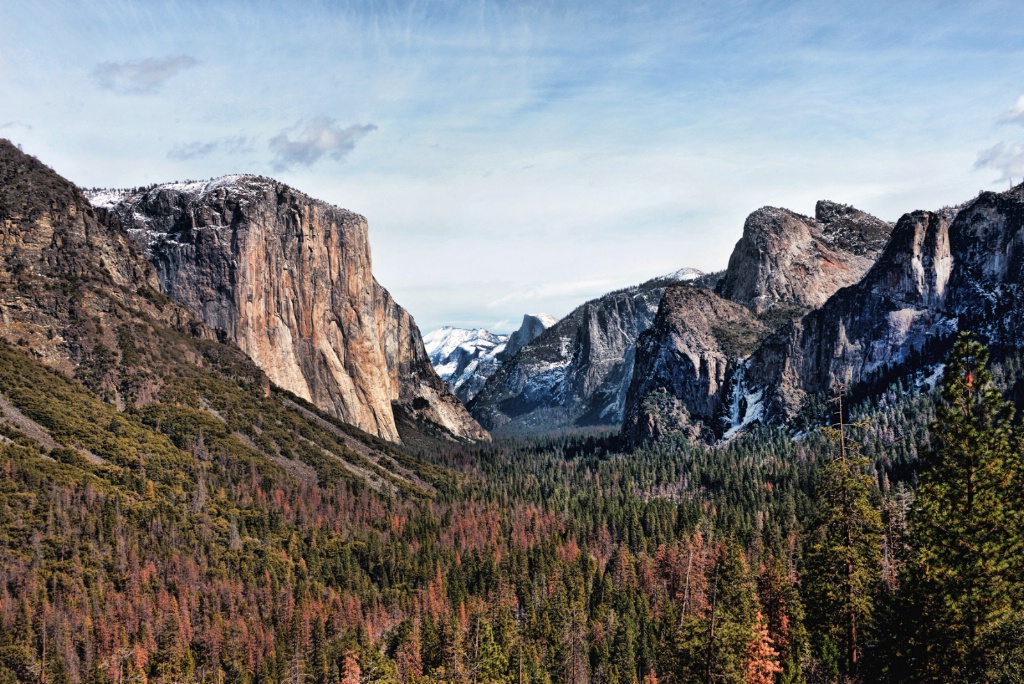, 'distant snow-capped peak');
663,267,704,282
